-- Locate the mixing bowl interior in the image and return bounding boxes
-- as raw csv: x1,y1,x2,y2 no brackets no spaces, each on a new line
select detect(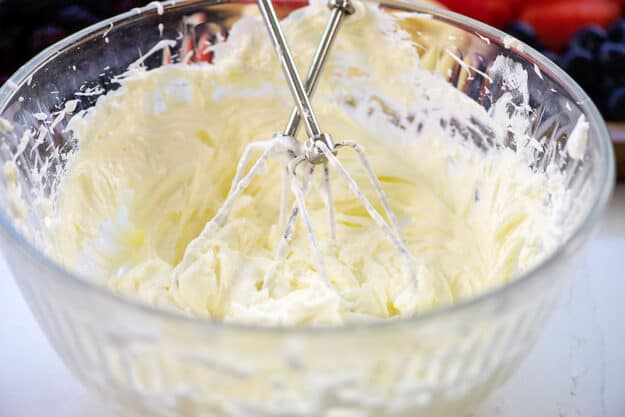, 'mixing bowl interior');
0,1,614,416
0,0,612,314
